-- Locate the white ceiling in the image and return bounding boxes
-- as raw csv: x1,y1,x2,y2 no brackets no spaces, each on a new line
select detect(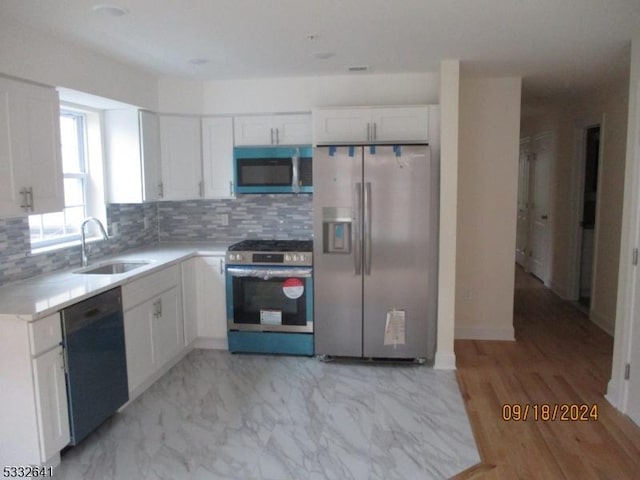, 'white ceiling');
1,0,639,98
